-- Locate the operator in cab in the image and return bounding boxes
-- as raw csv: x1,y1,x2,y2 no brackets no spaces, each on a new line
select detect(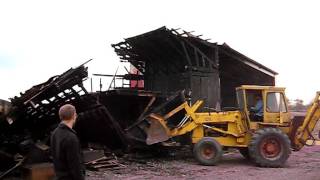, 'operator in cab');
251,94,263,121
